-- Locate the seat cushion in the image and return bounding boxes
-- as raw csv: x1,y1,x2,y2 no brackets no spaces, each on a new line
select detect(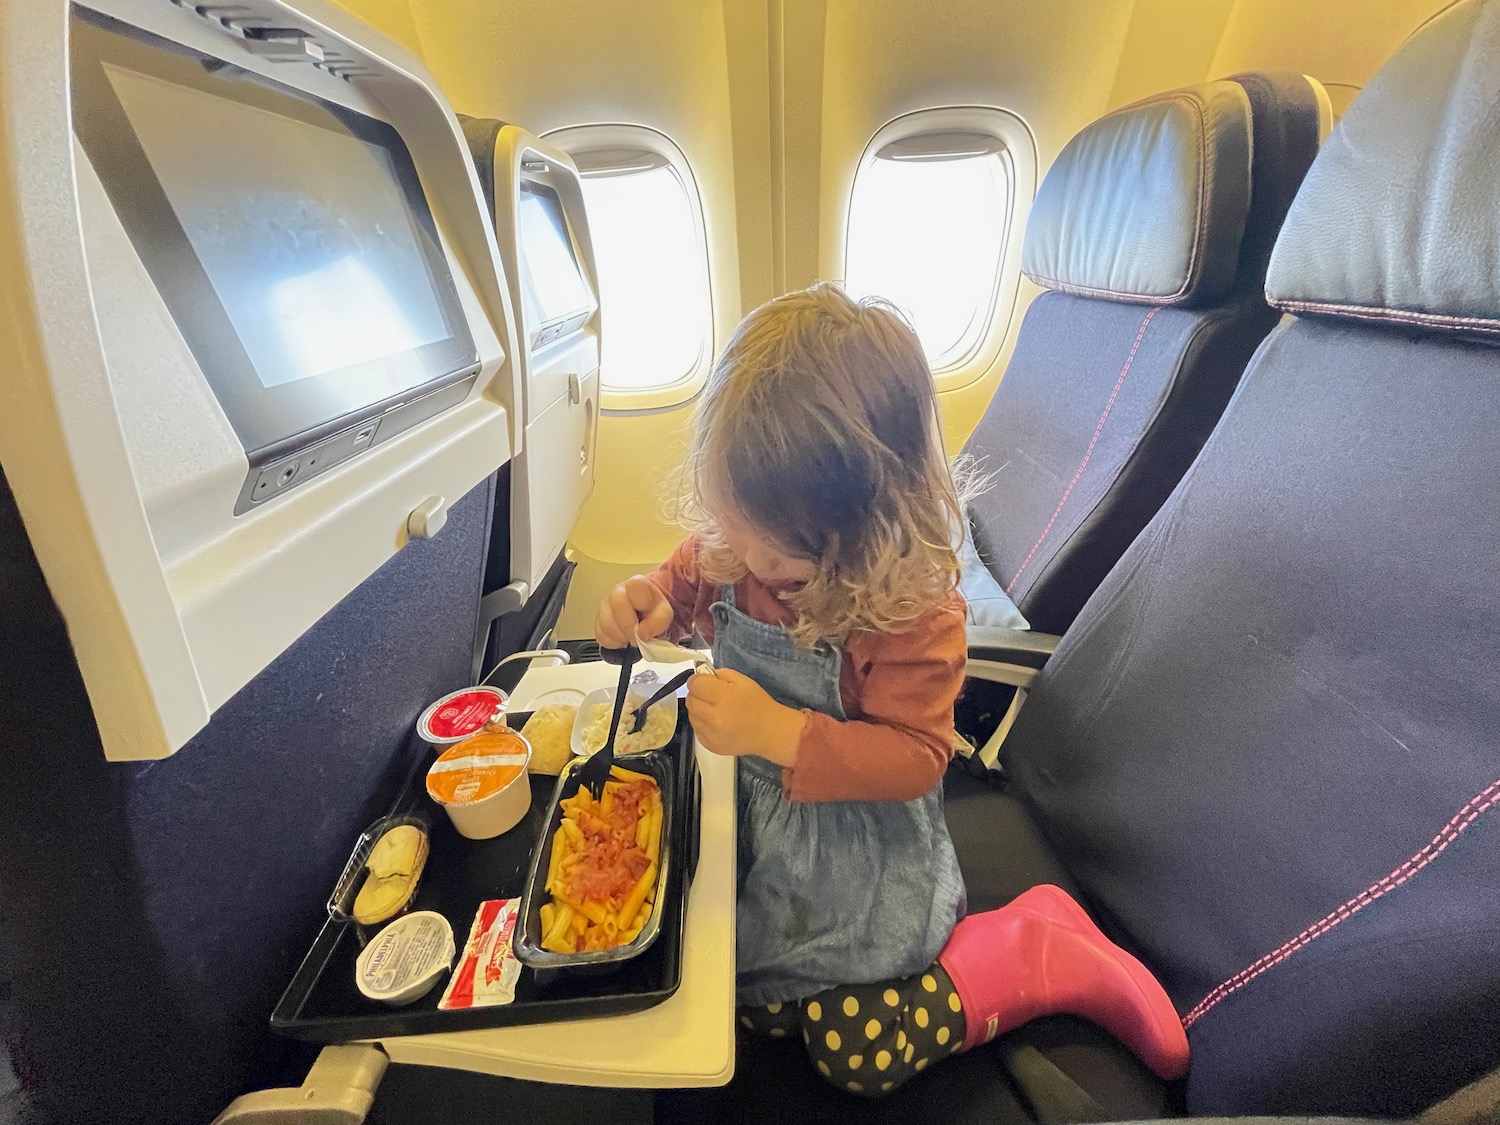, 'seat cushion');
661,773,1178,1123
957,523,1029,631
657,1025,1032,1125
943,768,1078,912
943,769,1181,1119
